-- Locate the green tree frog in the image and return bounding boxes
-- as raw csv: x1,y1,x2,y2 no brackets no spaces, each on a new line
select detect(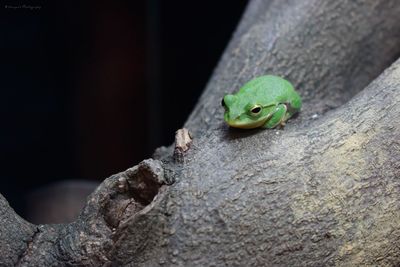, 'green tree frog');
221,75,302,129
